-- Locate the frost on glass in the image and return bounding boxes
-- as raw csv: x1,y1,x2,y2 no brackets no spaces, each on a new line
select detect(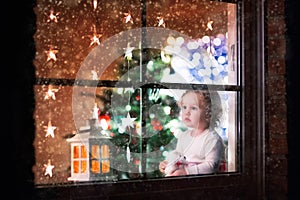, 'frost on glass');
33,0,239,185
